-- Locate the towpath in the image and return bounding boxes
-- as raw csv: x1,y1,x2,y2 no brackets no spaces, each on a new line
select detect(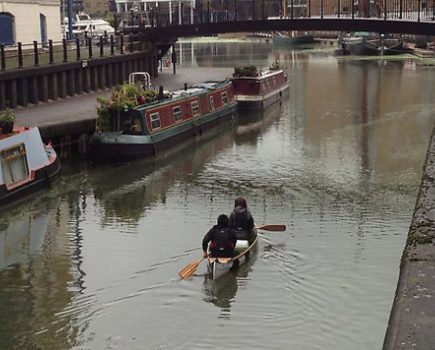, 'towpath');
14,67,233,127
